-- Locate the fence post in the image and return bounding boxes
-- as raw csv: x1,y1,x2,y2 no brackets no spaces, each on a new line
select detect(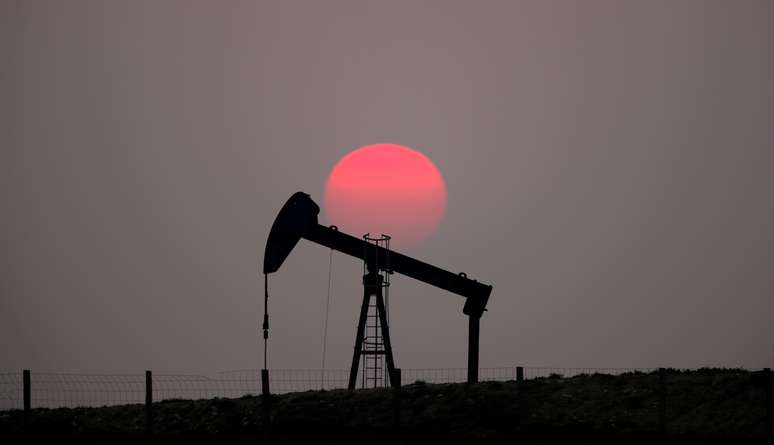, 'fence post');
766,368,772,439
658,367,667,438
261,369,272,442
392,368,402,432
392,368,402,389
516,366,525,432
261,369,270,396
23,369,30,412
145,370,153,435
